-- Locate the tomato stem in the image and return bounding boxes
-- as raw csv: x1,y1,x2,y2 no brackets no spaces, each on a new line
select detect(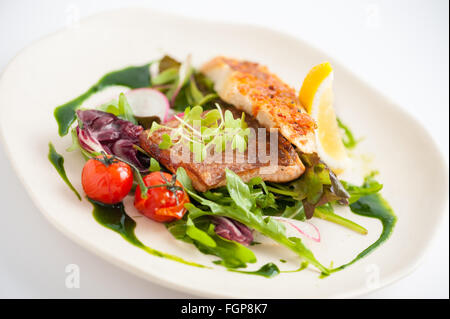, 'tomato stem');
146,183,183,191
93,152,118,167
98,152,149,198
159,172,181,205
